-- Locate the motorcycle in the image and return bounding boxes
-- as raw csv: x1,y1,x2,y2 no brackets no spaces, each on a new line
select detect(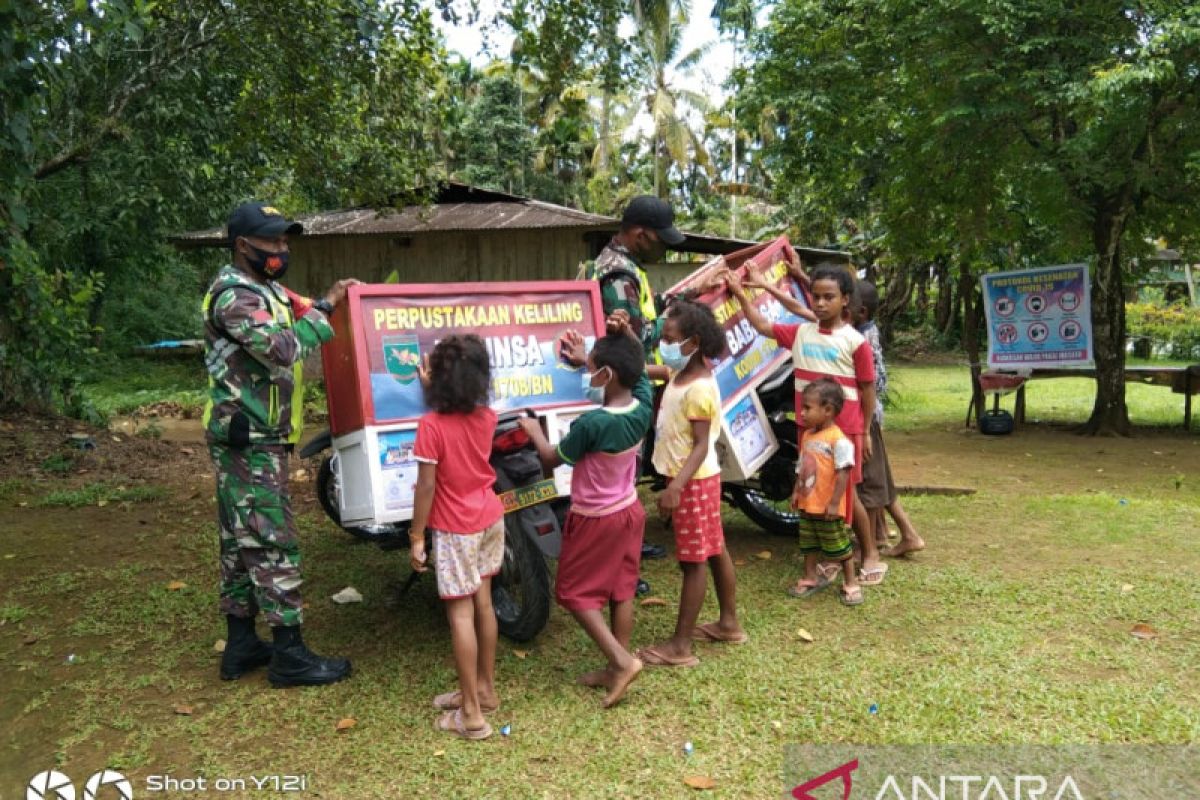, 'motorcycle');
302,410,563,643
303,362,802,642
